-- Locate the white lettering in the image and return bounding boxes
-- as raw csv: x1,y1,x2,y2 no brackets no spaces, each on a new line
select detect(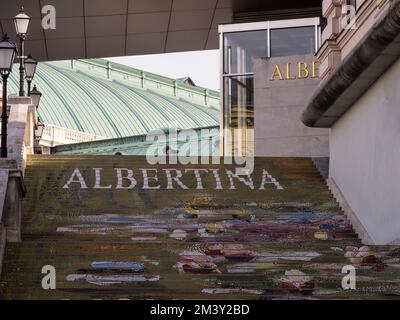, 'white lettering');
93,168,112,189
115,168,136,189
63,168,88,189
259,169,284,190
140,168,161,189
163,169,188,190
185,169,208,189
225,170,254,190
